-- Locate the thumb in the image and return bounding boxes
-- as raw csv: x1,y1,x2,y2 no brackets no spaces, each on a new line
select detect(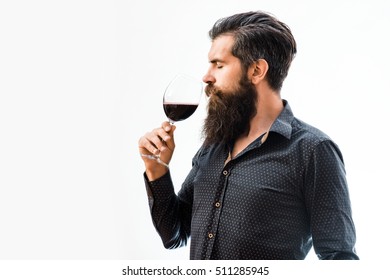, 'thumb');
170,124,176,134
168,124,176,139
165,124,176,150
